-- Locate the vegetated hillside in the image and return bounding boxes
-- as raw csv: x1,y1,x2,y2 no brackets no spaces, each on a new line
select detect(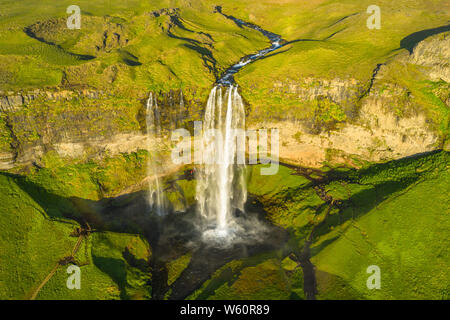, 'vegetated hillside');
1,0,448,171
0,149,154,299
242,150,449,300
0,0,268,92
0,0,448,300
231,0,449,167
0,171,152,300
1,147,447,299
